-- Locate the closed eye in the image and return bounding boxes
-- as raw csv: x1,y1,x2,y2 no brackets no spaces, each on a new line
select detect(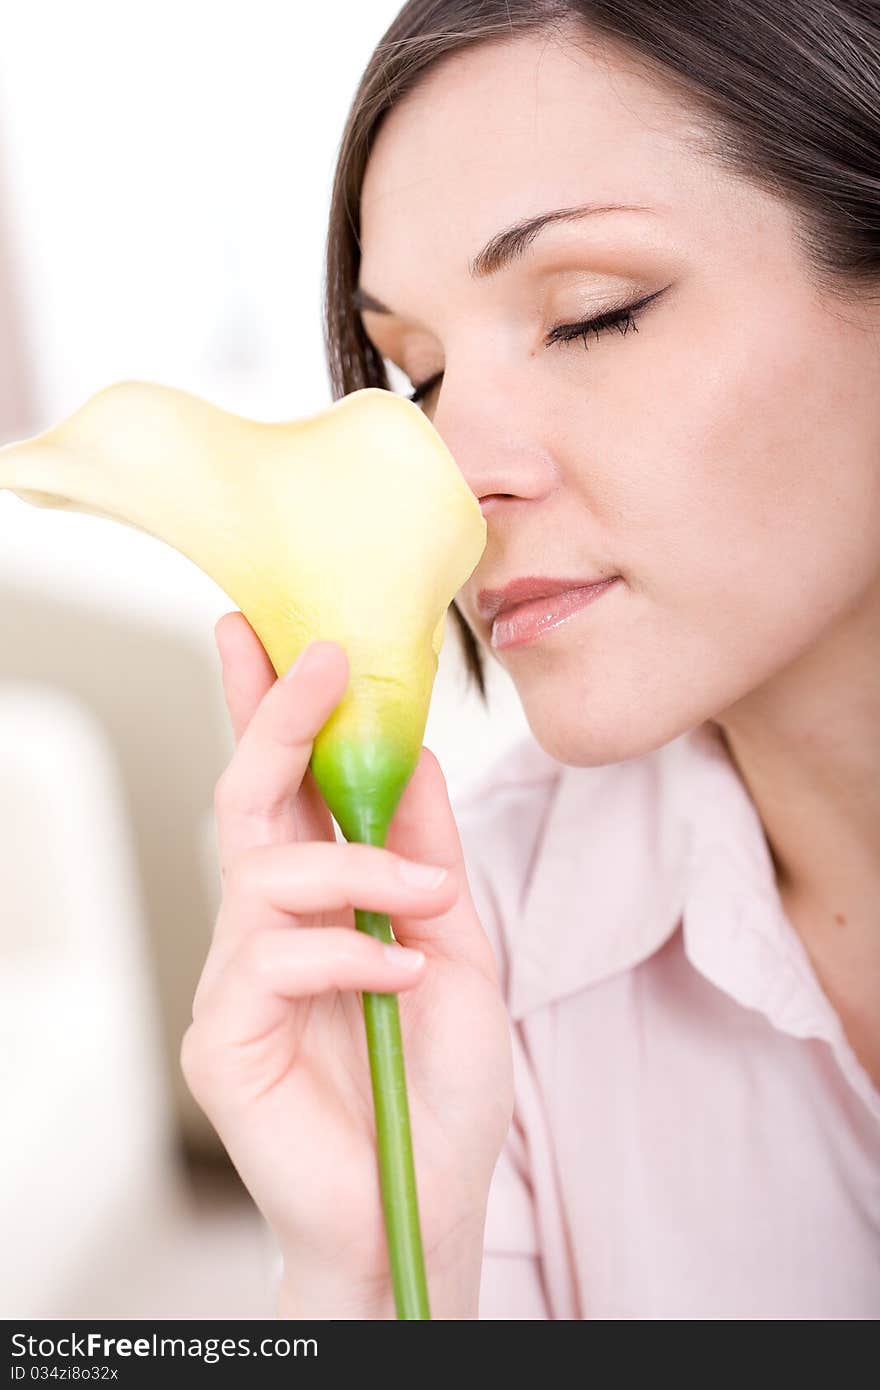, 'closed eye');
405,285,668,405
